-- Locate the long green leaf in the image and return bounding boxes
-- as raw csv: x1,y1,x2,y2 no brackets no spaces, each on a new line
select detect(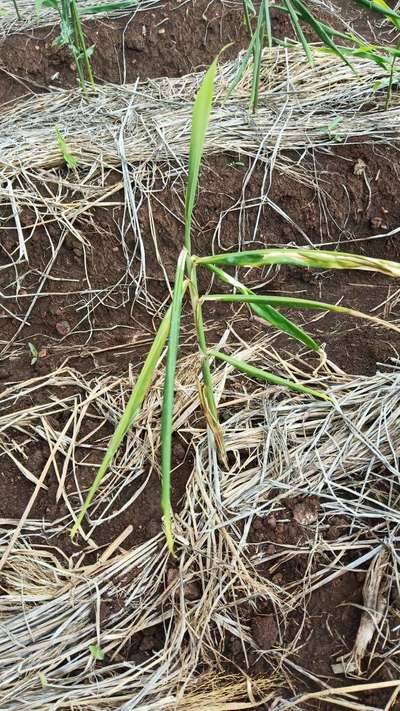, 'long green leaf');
70,304,173,539
196,248,400,278
206,263,320,351
161,249,187,555
282,0,314,66
204,293,400,334
185,56,227,464
352,0,400,22
292,0,354,70
210,350,330,400
262,0,273,49
184,57,219,251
